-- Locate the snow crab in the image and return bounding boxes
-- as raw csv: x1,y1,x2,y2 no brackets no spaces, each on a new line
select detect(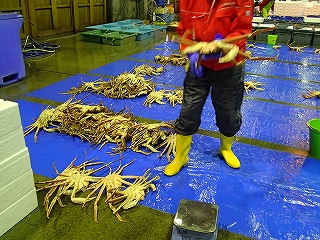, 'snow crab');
287,41,308,52
244,81,264,94
302,90,320,99
36,157,106,218
83,158,139,222
172,27,278,65
143,88,167,107
107,169,160,215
